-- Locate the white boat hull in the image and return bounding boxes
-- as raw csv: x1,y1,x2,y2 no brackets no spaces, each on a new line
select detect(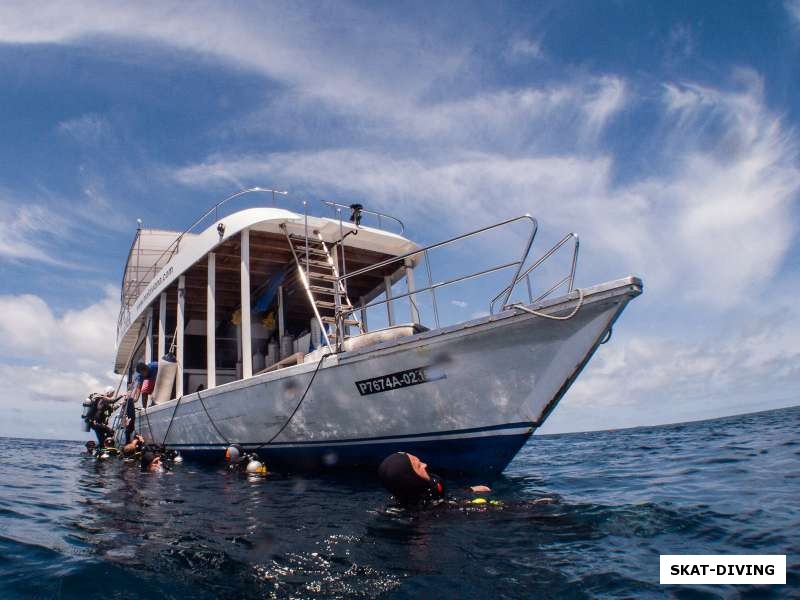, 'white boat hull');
130,277,641,474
